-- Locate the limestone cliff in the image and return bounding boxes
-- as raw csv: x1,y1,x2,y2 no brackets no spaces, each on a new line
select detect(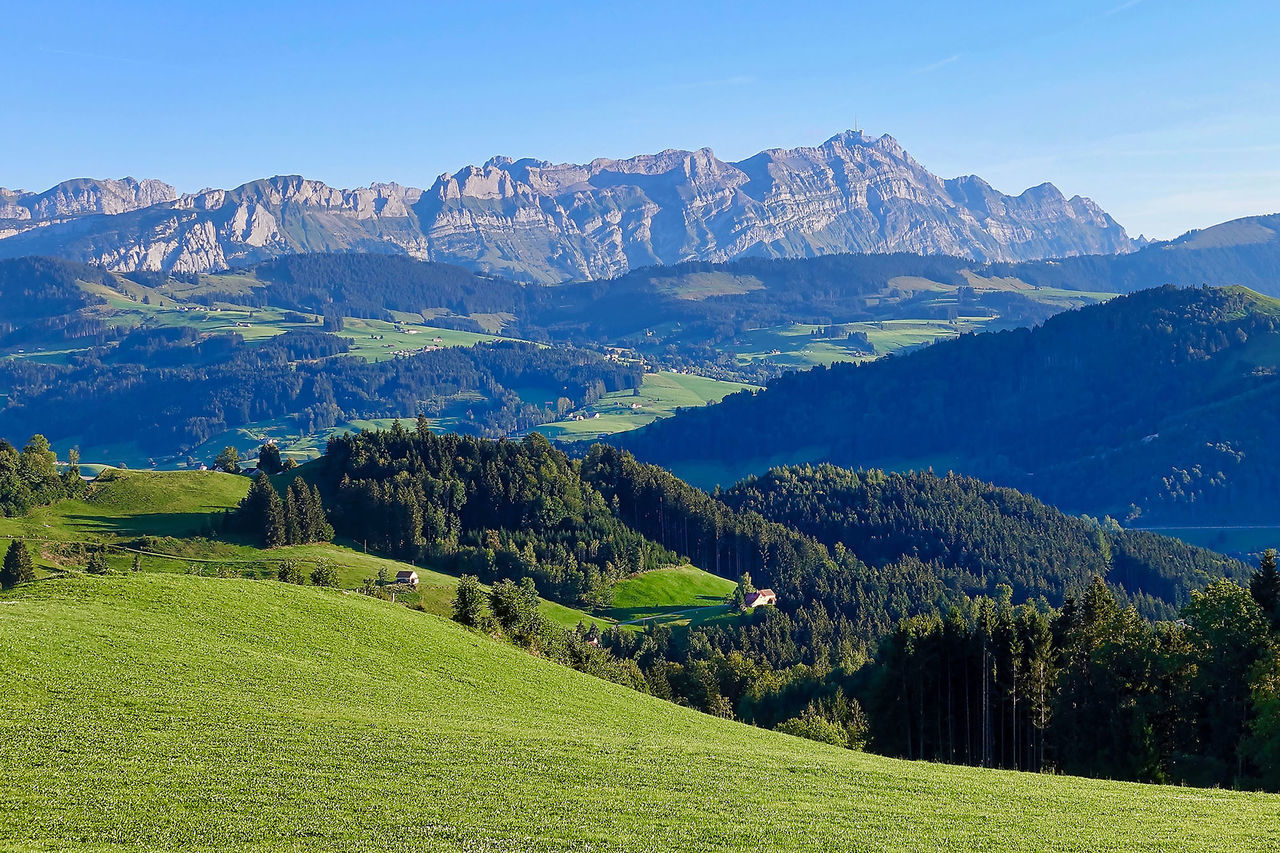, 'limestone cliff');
0,132,1134,281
